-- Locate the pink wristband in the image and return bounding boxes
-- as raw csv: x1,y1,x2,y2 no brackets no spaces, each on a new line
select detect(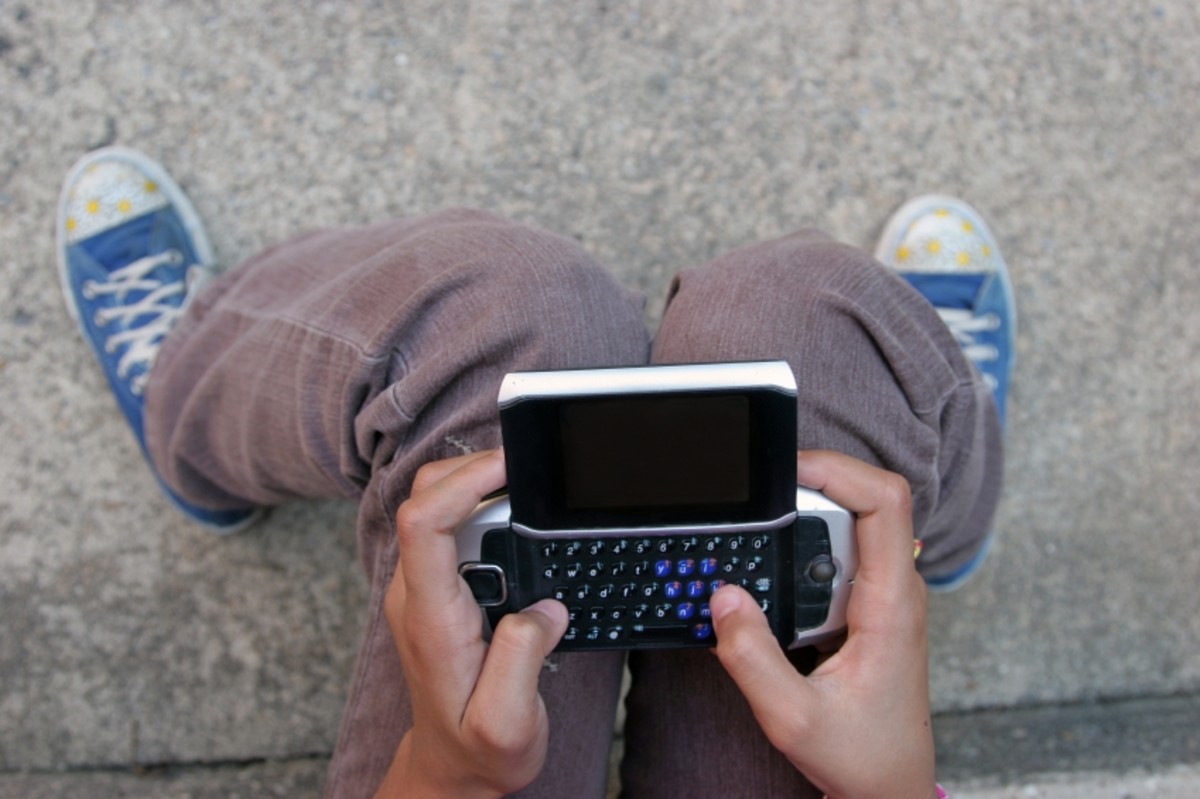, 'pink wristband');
936,784,949,799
